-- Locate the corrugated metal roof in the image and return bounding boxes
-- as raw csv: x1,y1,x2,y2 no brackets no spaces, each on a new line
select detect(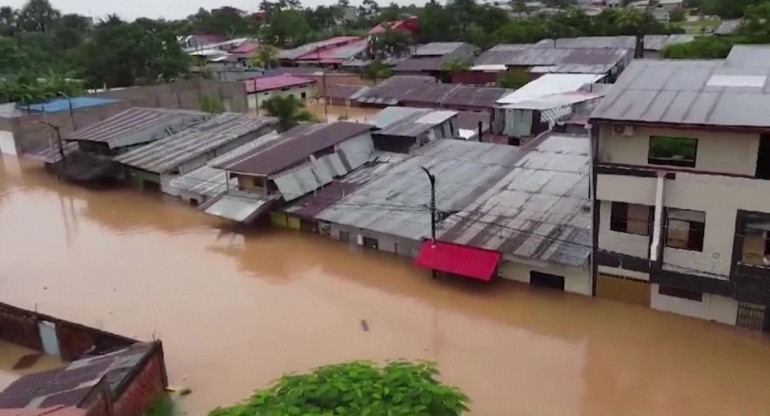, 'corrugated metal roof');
283,135,591,266
369,107,457,138
504,92,603,110
353,77,508,109
497,73,603,104
278,36,362,60
0,344,151,409
413,42,470,57
65,107,209,149
590,59,770,128
475,46,631,74
167,131,281,198
224,122,373,175
442,85,512,109
533,35,694,51
244,74,315,93
725,45,770,69
204,191,276,222
324,84,366,101
714,20,741,35
392,57,446,73
115,113,278,174
296,39,368,61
